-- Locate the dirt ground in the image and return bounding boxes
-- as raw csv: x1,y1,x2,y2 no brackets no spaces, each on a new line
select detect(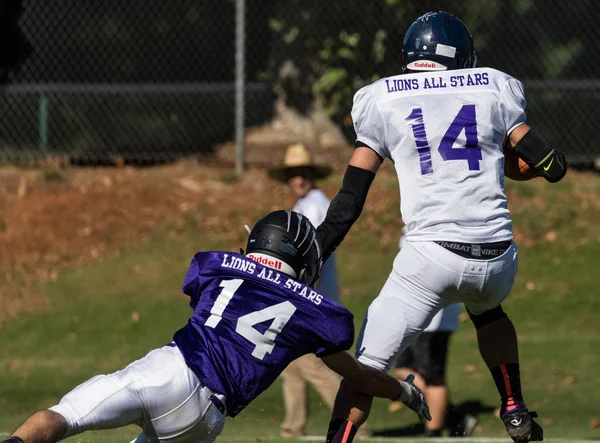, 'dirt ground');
1,154,598,324
0,156,356,323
